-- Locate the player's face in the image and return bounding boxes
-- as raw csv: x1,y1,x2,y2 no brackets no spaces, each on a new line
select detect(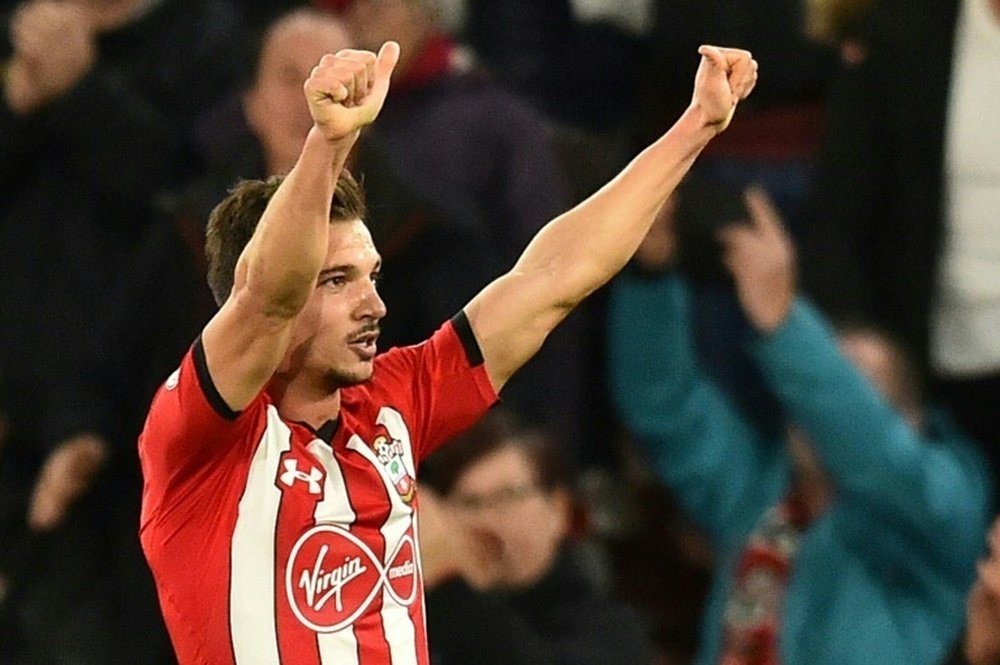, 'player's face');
287,219,386,388
449,445,570,590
